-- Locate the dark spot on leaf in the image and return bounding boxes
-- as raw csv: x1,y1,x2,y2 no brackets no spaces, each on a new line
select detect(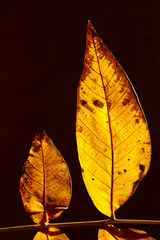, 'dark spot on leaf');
88,25,97,38
135,118,139,124
141,148,145,153
83,91,86,94
118,172,121,175
122,98,130,106
80,99,93,112
78,126,83,132
32,144,41,152
92,178,94,181
119,86,125,93
139,164,145,172
132,180,140,194
128,158,130,161
29,153,34,157
124,169,127,172
22,168,26,175
81,87,83,90
81,100,87,106
138,140,140,142
81,167,84,173
139,164,145,178
93,99,104,108
143,141,150,145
